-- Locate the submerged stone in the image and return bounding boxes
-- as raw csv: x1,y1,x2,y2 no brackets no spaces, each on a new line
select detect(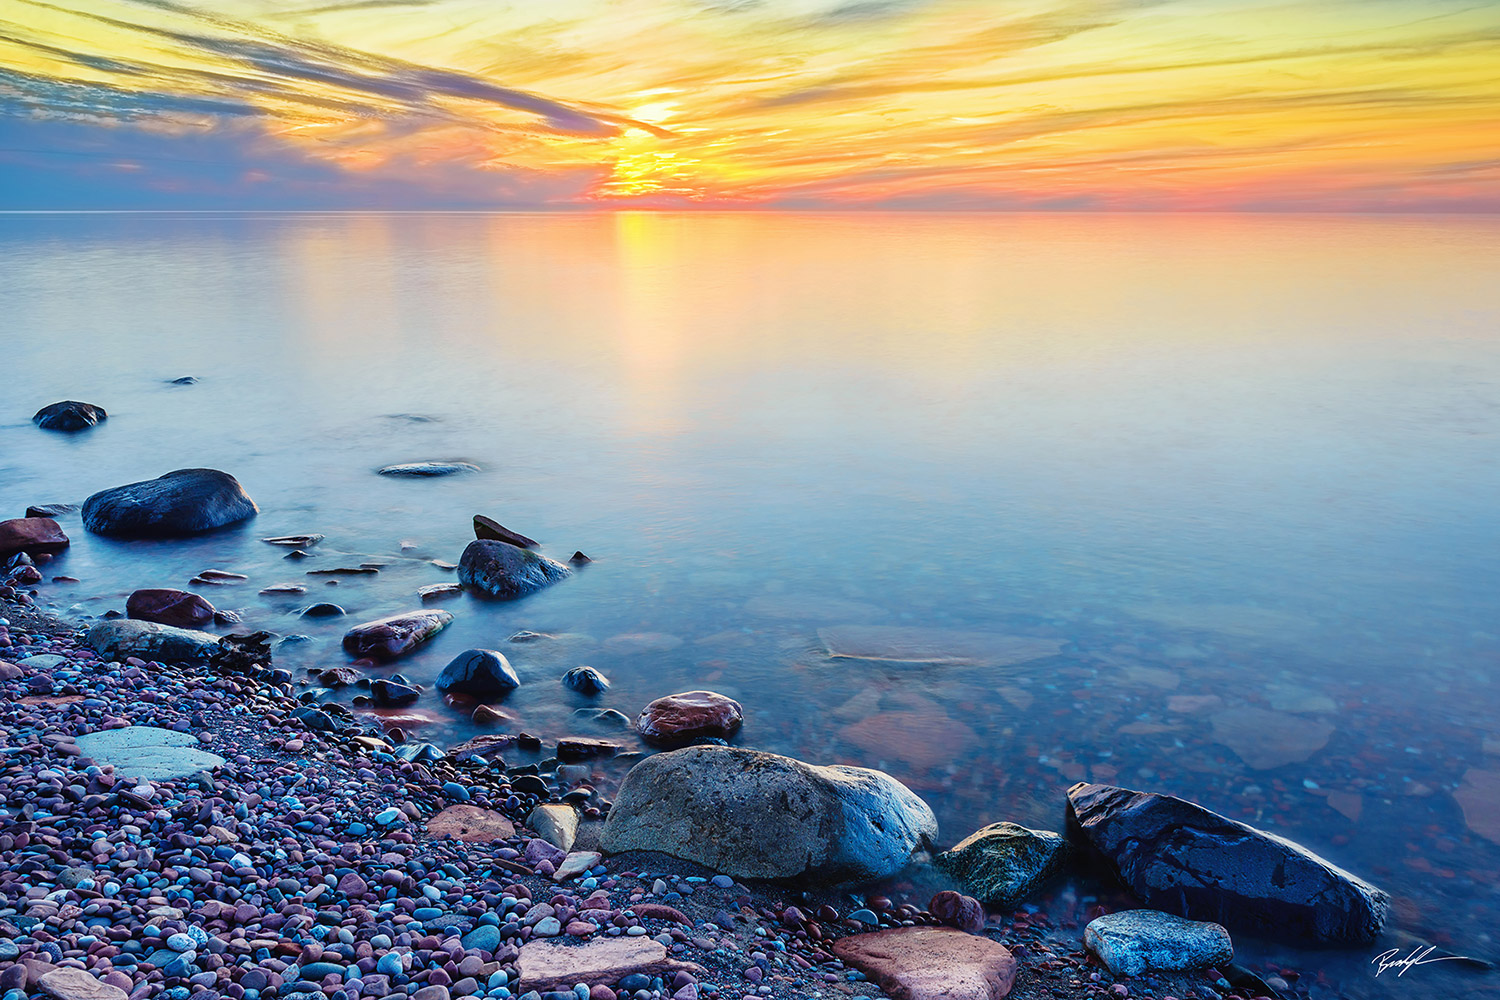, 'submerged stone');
33,400,106,432
457,539,571,599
